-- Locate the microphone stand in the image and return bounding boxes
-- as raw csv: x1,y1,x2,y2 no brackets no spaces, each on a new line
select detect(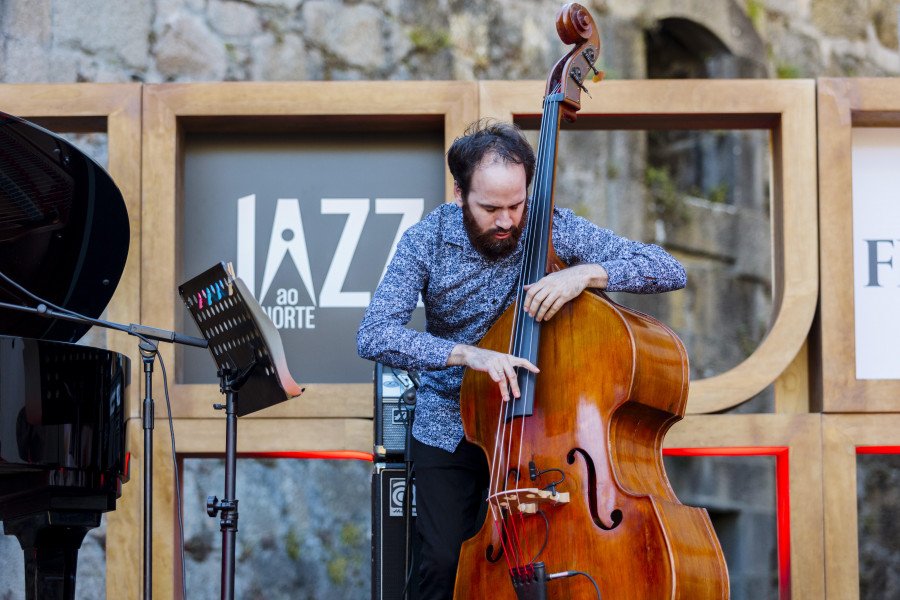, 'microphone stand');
206,360,257,600
140,340,157,600
0,300,207,600
401,371,419,600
